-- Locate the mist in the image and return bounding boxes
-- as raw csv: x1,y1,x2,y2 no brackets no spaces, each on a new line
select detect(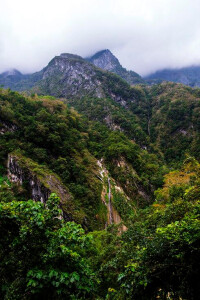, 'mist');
1,0,200,76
